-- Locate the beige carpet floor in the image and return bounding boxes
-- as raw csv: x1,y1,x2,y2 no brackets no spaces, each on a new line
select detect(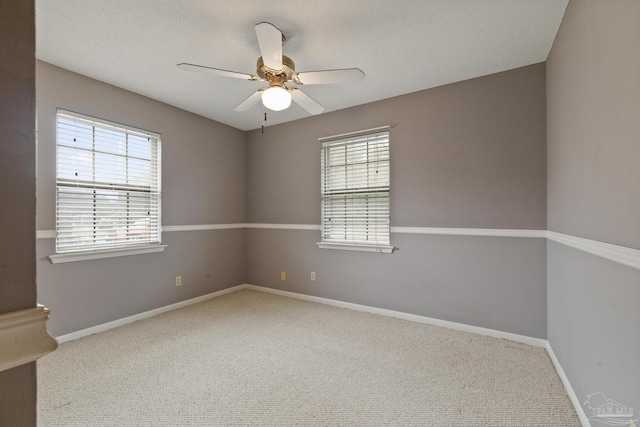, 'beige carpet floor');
38,289,580,426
